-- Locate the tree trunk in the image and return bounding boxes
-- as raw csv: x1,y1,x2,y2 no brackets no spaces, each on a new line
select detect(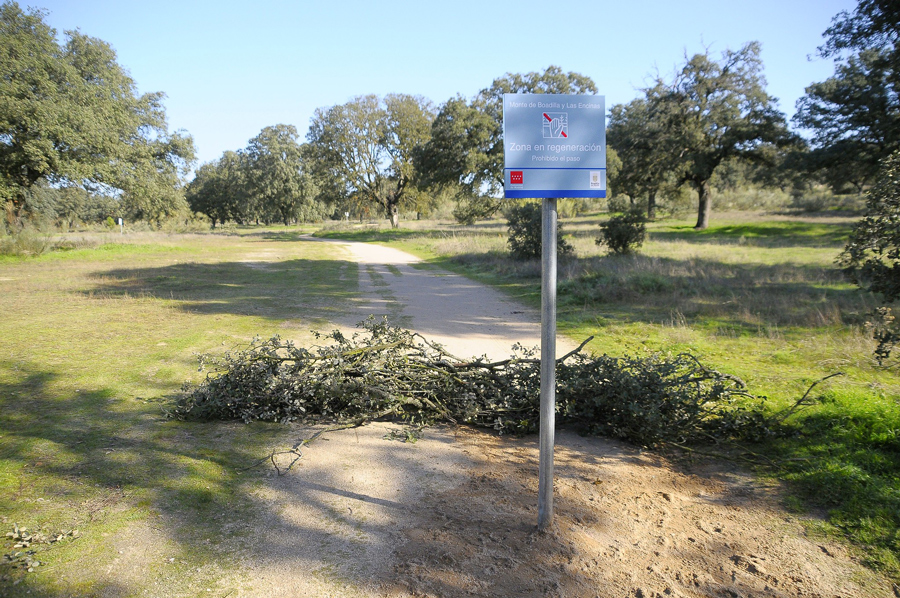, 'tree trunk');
647,191,657,220
694,180,711,230
389,204,400,229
